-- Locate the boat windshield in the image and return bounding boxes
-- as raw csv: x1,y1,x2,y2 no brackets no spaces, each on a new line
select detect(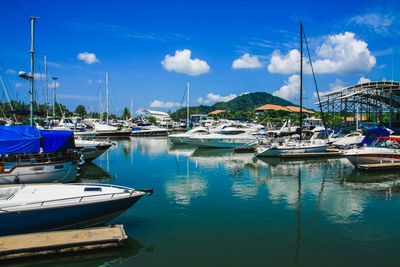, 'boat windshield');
217,130,245,135
373,138,400,149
